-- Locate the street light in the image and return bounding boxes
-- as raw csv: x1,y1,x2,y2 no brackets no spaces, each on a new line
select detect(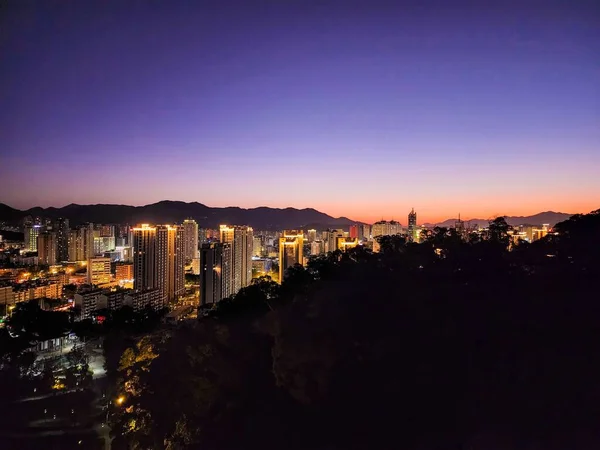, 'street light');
116,396,125,405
